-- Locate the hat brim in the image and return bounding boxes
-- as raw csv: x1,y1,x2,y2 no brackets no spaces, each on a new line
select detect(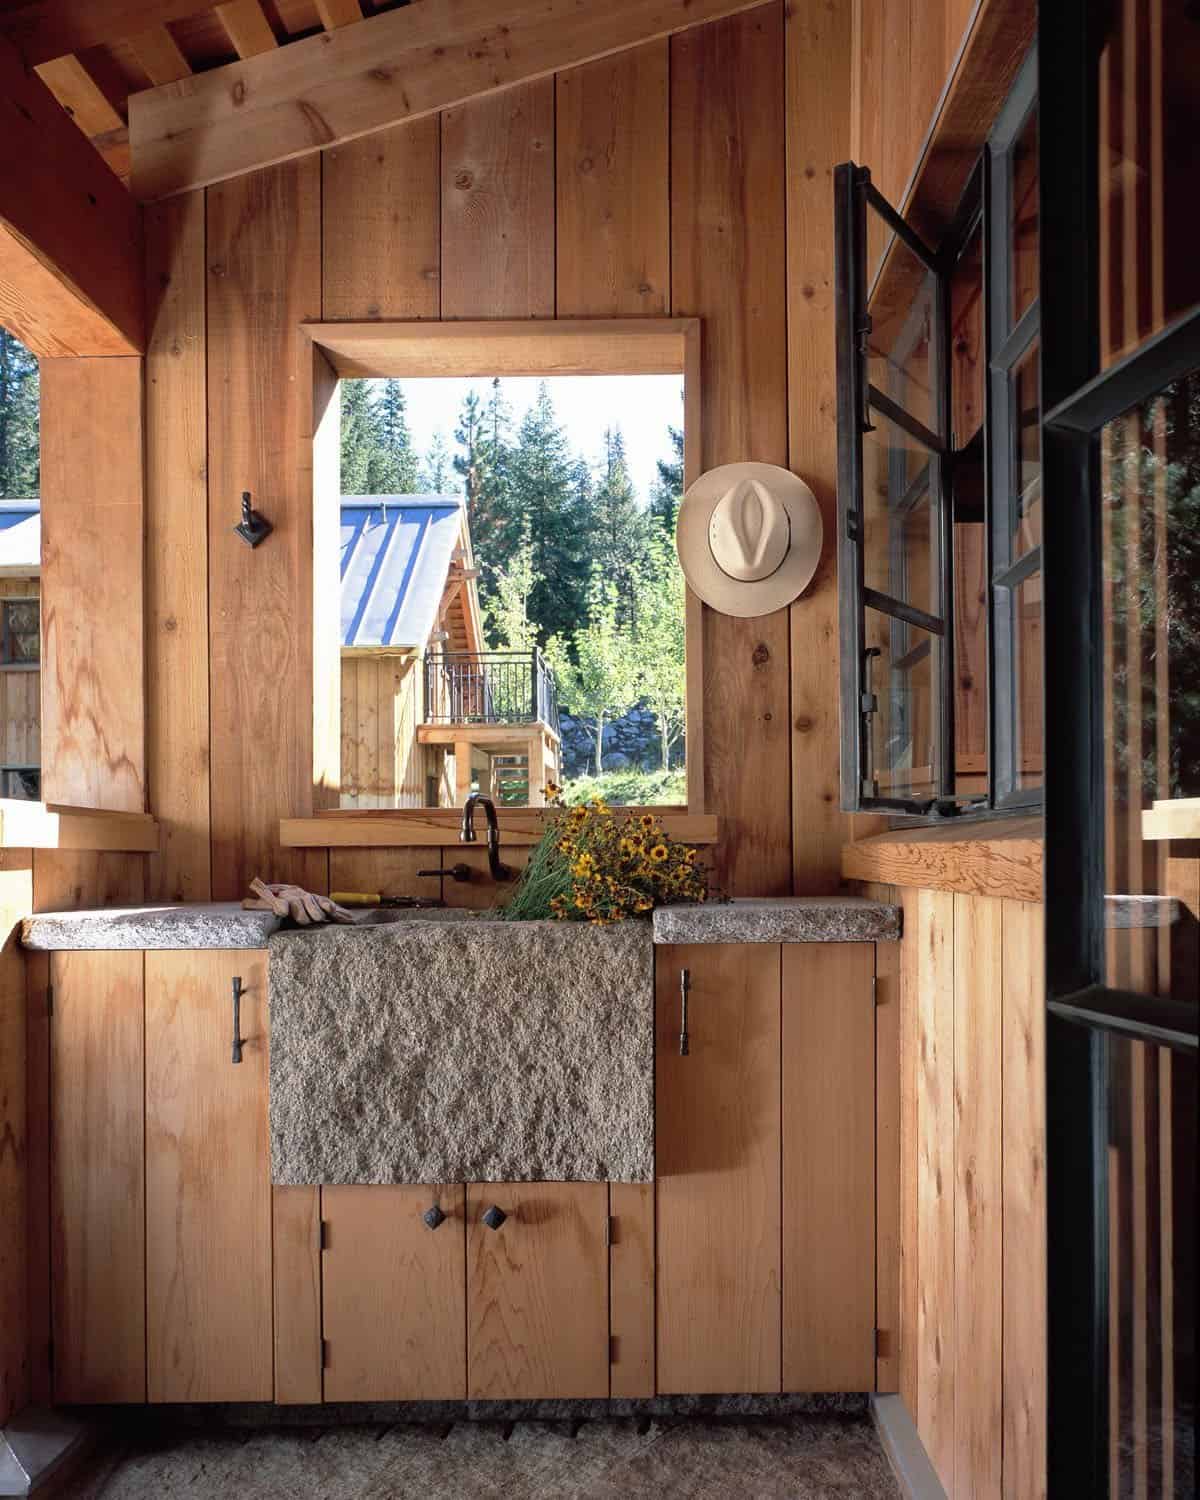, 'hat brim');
675,463,823,618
